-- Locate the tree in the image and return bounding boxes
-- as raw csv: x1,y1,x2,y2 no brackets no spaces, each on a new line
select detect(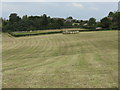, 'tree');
41,14,49,27
87,17,96,29
100,17,112,29
67,16,73,19
22,15,28,20
2,12,119,32
117,12,120,29
96,22,102,27
108,12,114,17
56,19,64,28
112,12,120,29
88,17,96,26
7,13,21,31
9,13,21,23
